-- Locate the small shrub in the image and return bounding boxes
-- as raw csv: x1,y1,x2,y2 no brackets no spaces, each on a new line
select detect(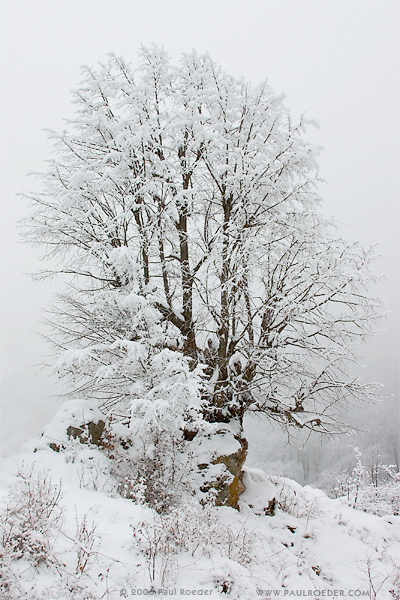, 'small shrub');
333,451,400,515
357,478,400,516
271,478,318,519
74,511,100,575
131,501,257,586
110,426,193,513
0,464,63,566
0,464,63,597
